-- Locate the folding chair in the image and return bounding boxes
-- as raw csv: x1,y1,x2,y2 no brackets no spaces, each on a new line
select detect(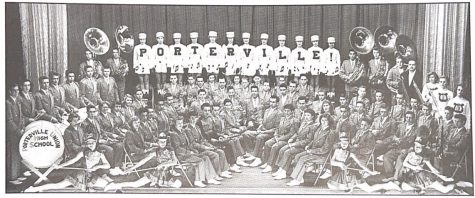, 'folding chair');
309,149,334,186
365,147,376,171
451,149,469,179
122,145,140,177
